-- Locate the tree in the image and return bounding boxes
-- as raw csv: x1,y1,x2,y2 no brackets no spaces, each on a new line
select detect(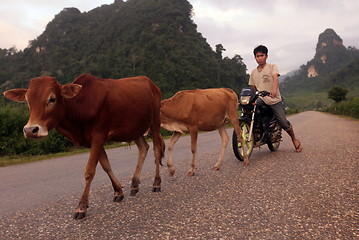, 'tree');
328,86,348,103
215,44,226,59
